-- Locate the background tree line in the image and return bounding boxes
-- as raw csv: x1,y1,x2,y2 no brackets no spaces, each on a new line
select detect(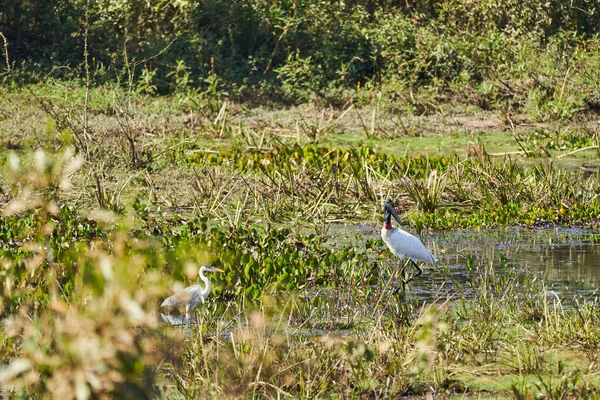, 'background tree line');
1,0,599,109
